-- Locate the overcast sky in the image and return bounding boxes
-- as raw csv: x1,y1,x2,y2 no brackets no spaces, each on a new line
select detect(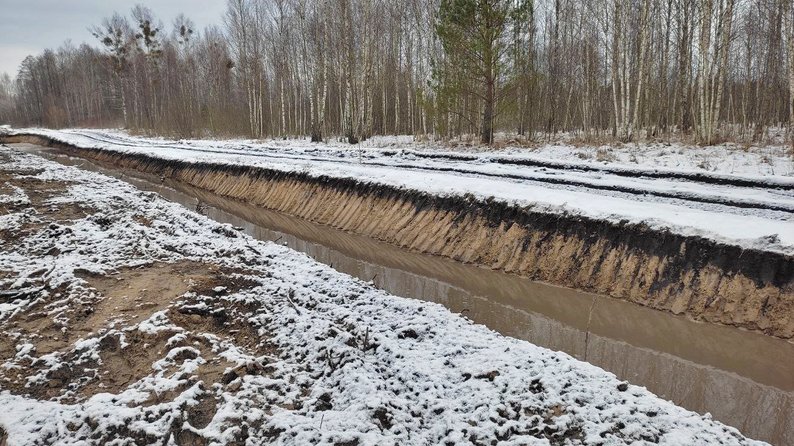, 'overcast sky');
0,0,227,77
